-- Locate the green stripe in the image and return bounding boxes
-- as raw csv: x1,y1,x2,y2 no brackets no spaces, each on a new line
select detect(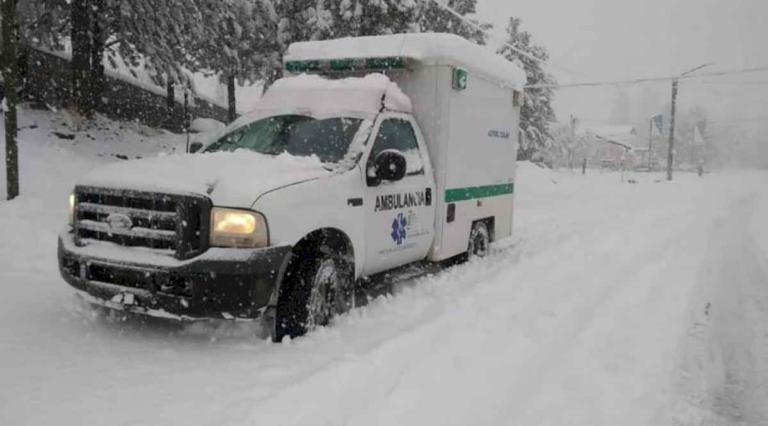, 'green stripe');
286,57,407,73
285,60,321,73
365,56,406,70
445,184,514,203
330,58,356,71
